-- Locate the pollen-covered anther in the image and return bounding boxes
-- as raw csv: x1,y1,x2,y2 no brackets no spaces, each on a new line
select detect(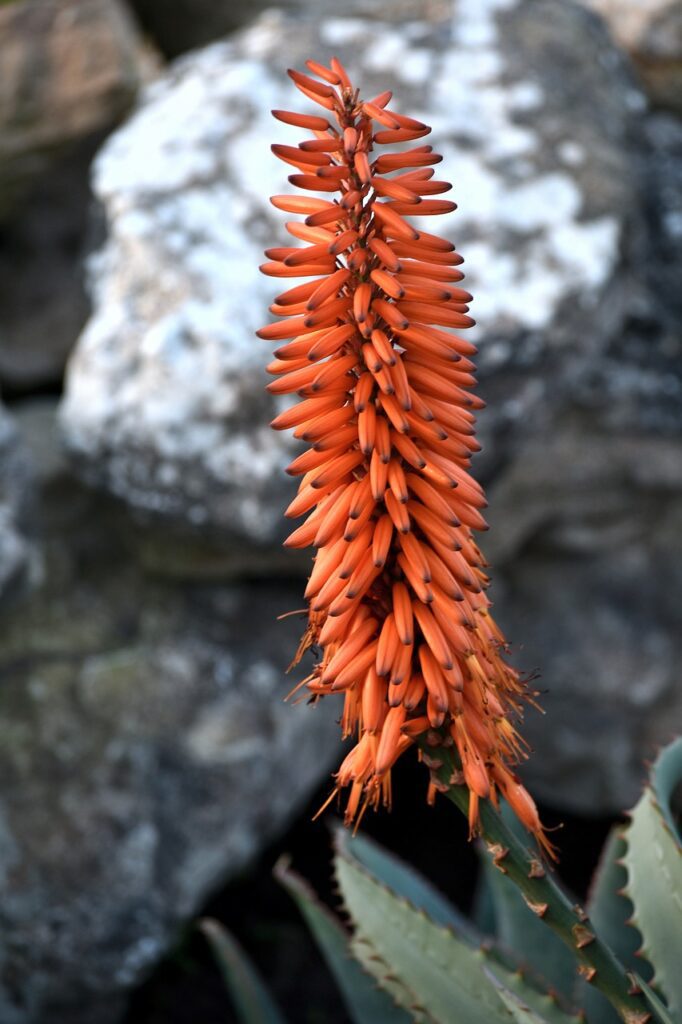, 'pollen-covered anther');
258,56,553,856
